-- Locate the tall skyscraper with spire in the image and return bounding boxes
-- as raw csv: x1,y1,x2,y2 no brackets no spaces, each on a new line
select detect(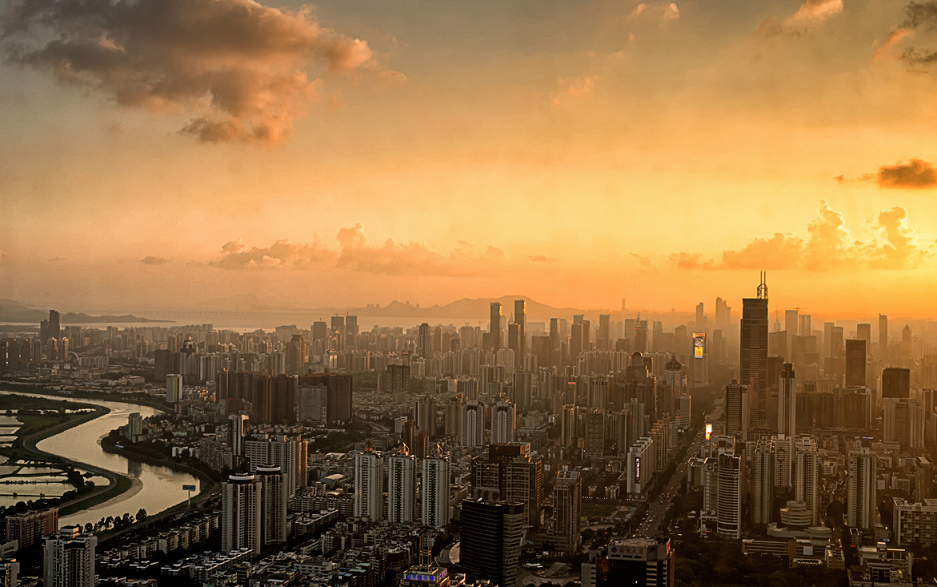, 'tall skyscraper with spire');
490,303,502,351
740,273,769,433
